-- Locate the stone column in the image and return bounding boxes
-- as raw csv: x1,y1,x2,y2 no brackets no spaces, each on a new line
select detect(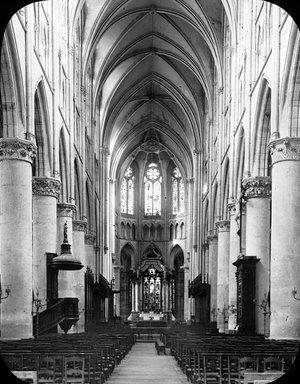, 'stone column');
56,203,77,298
162,278,167,312
72,220,87,332
128,280,139,321
32,177,61,304
207,234,218,322
268,137,300,339
216,220,230,333
243,176,271,336
227,200,240,332
135,281,139,312
183,264,190,322
0,138,36,339
113,265,122,318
